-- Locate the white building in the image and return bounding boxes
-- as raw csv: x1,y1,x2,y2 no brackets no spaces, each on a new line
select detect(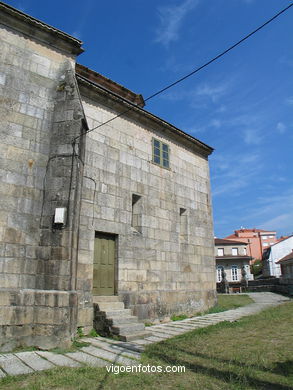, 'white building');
262,236,293,277
215,238,254,285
